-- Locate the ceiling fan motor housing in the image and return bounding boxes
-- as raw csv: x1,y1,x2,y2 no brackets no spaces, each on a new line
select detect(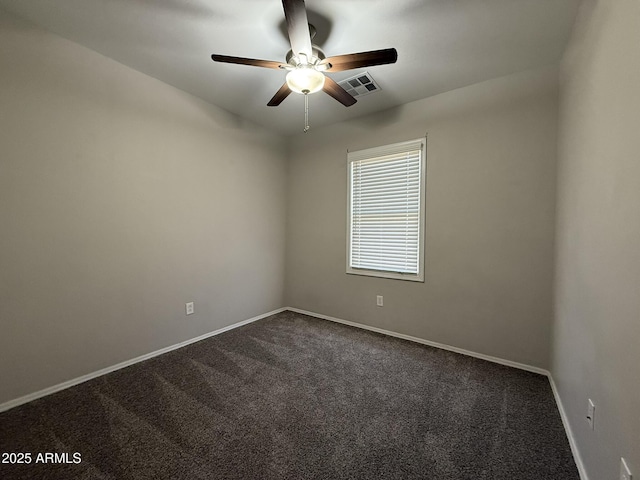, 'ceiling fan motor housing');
286,44,326,67
211,2,398,109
